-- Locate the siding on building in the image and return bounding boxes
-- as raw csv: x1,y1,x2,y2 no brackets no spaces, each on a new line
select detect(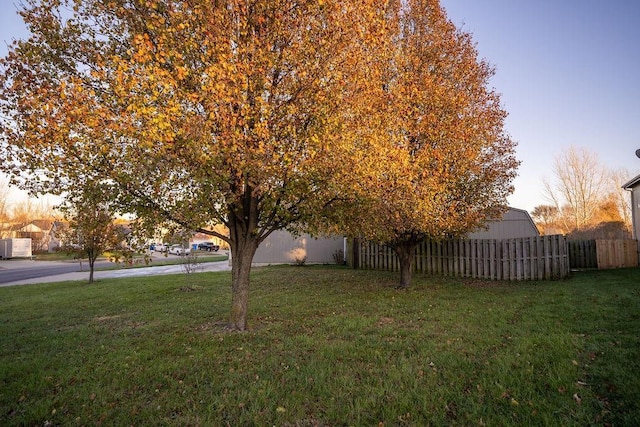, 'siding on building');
252,230,344,265
466,207,539,240
633,186,640,240
623,174,640,241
